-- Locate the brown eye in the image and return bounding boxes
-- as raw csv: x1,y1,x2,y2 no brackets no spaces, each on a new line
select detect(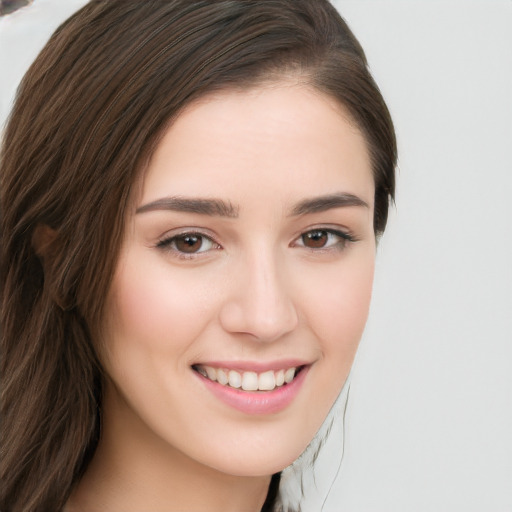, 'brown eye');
296,229,353,251
301,230,329,248
157,232,219,255
173,234,204,253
